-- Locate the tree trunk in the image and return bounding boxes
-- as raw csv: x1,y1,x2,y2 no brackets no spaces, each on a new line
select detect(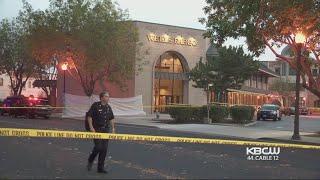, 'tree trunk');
18,78,29,96
12,88,18,96
41,85,50,98
18,81,24,96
